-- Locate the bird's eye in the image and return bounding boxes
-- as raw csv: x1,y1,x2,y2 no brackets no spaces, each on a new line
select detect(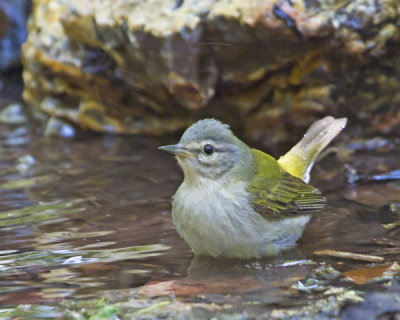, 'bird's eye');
203,144,214,155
